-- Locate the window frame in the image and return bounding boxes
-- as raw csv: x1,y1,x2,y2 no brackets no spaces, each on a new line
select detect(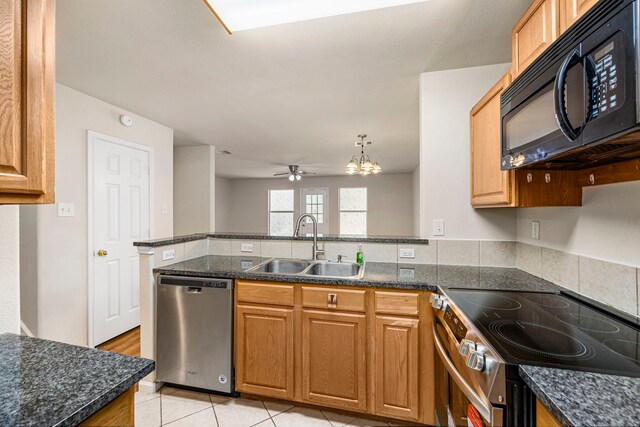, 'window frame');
268,188,295,236
338,187,368,236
